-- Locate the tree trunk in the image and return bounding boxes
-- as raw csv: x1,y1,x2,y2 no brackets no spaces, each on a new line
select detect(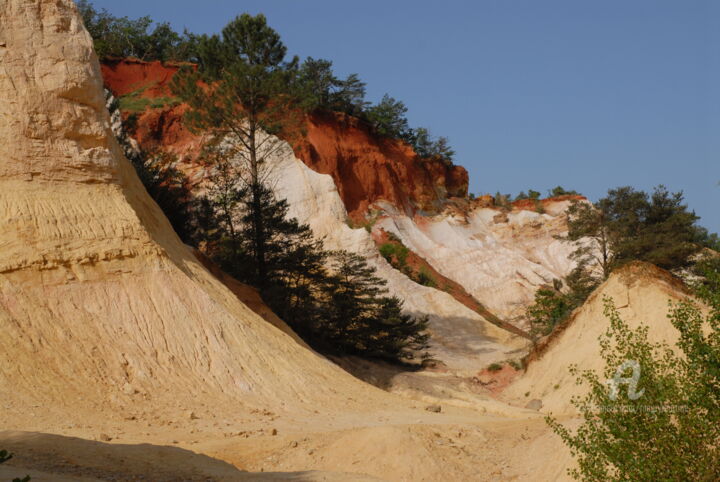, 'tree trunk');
248,119,267,288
